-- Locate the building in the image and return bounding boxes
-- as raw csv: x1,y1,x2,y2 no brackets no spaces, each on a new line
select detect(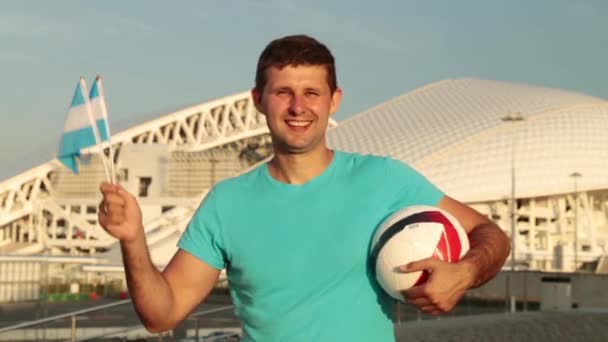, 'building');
1,78,607,276
328,78,608,271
